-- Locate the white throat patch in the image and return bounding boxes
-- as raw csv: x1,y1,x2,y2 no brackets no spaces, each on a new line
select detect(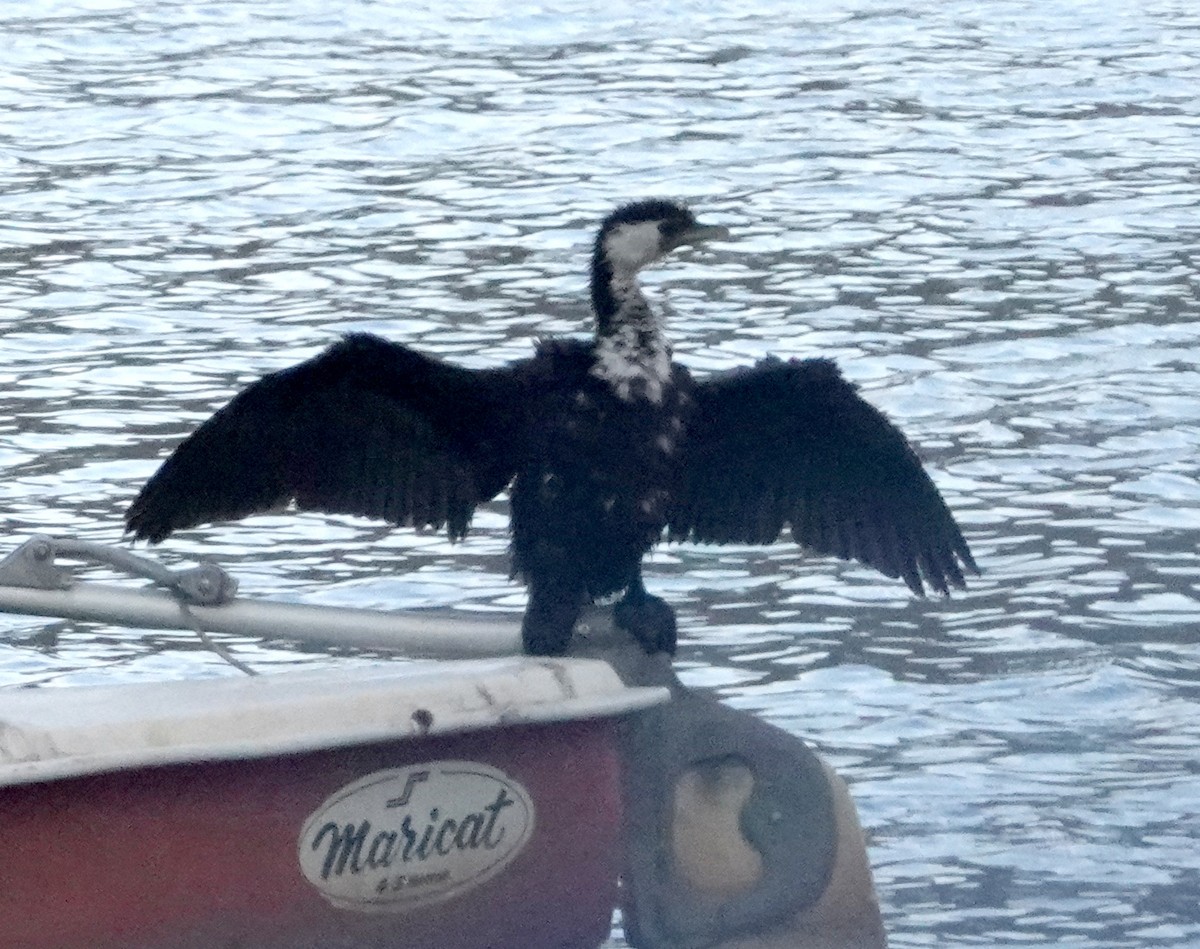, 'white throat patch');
603,221,663,273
